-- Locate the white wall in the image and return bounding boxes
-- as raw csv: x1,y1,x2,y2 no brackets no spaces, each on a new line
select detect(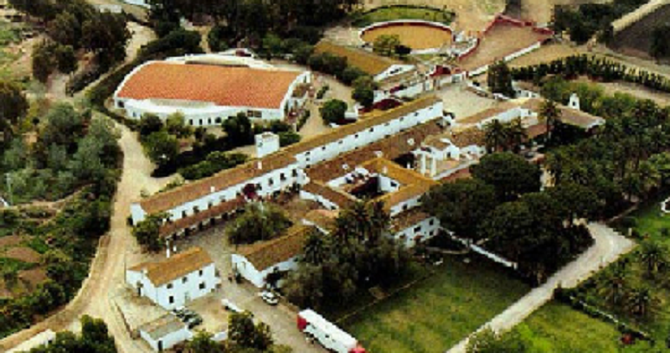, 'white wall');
123,0,150,7
232,254,300,288
300,189,341,210
126,263,220,310
374,64,416,82
140,326,192,352
389,195,422,217
393,216,440,247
